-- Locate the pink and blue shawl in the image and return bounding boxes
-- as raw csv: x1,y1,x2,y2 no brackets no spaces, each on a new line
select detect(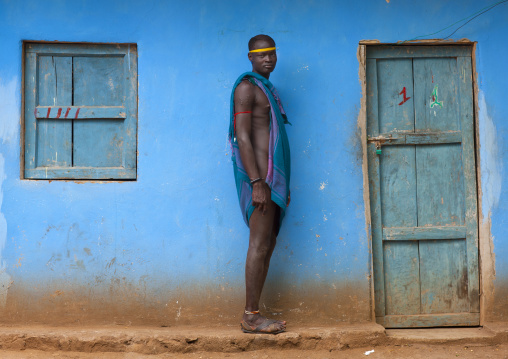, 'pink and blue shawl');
228,72,291,232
